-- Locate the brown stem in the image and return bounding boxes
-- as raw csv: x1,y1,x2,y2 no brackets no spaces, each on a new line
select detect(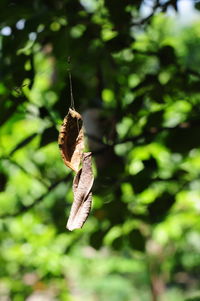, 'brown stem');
146,240,166,301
